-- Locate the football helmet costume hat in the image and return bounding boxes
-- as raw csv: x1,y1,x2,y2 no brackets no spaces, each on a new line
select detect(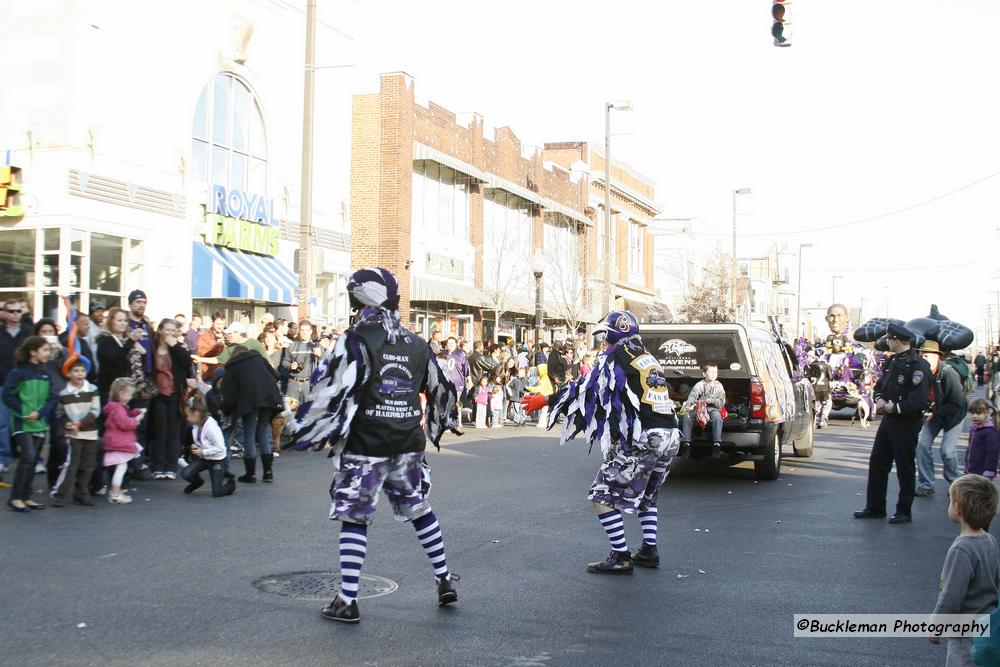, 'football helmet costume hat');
596,310,639,344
